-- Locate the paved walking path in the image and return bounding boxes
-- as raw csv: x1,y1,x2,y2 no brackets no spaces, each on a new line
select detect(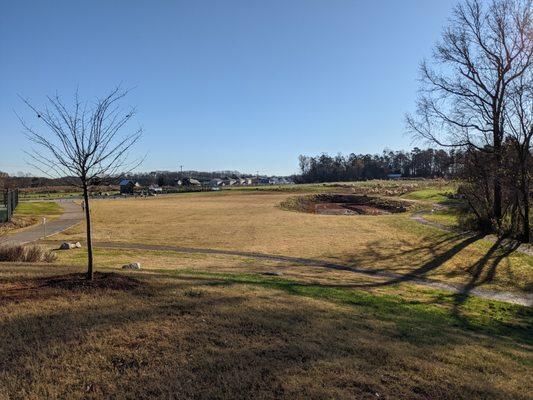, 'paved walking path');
0,200,84,246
